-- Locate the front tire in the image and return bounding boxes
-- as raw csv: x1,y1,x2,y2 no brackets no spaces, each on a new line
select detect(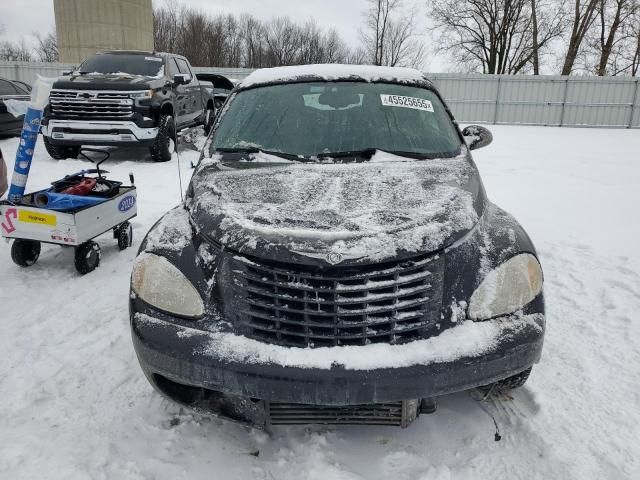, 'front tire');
149,115,175,162
74,241,101,275
43,136,80,160
11,239,41,267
